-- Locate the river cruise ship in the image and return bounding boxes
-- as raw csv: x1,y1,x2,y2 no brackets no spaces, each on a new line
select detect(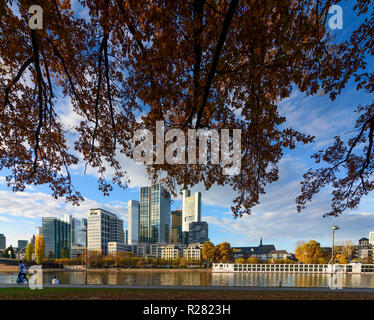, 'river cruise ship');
212,263,374,274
